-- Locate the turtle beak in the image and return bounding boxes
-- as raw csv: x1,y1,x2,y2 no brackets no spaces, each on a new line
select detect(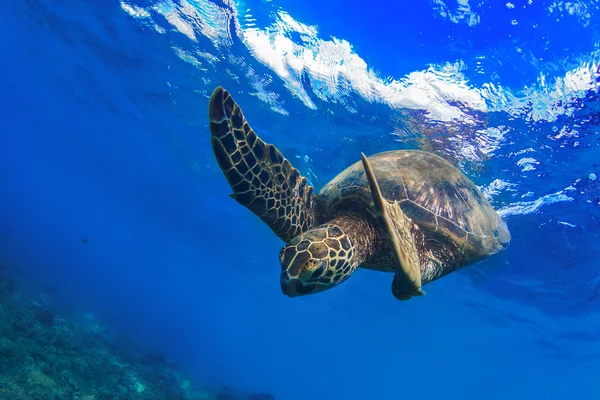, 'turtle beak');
280,273,316,297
